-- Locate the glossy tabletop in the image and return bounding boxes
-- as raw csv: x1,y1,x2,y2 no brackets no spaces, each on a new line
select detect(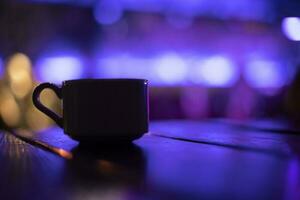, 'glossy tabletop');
1,120,300,200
